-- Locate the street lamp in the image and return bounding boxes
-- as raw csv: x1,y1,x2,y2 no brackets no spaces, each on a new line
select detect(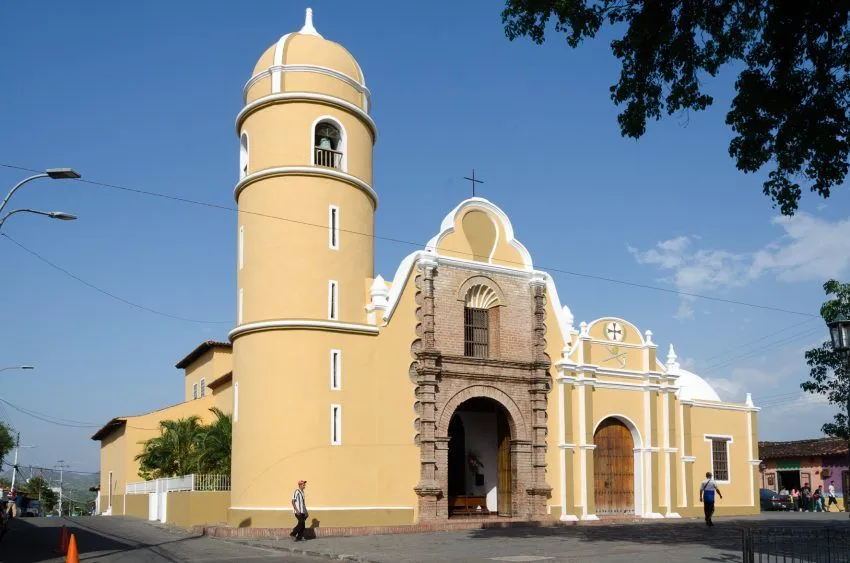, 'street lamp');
0,168,82,216
0,365,34,373
827,313,850,516
0,209,78,232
